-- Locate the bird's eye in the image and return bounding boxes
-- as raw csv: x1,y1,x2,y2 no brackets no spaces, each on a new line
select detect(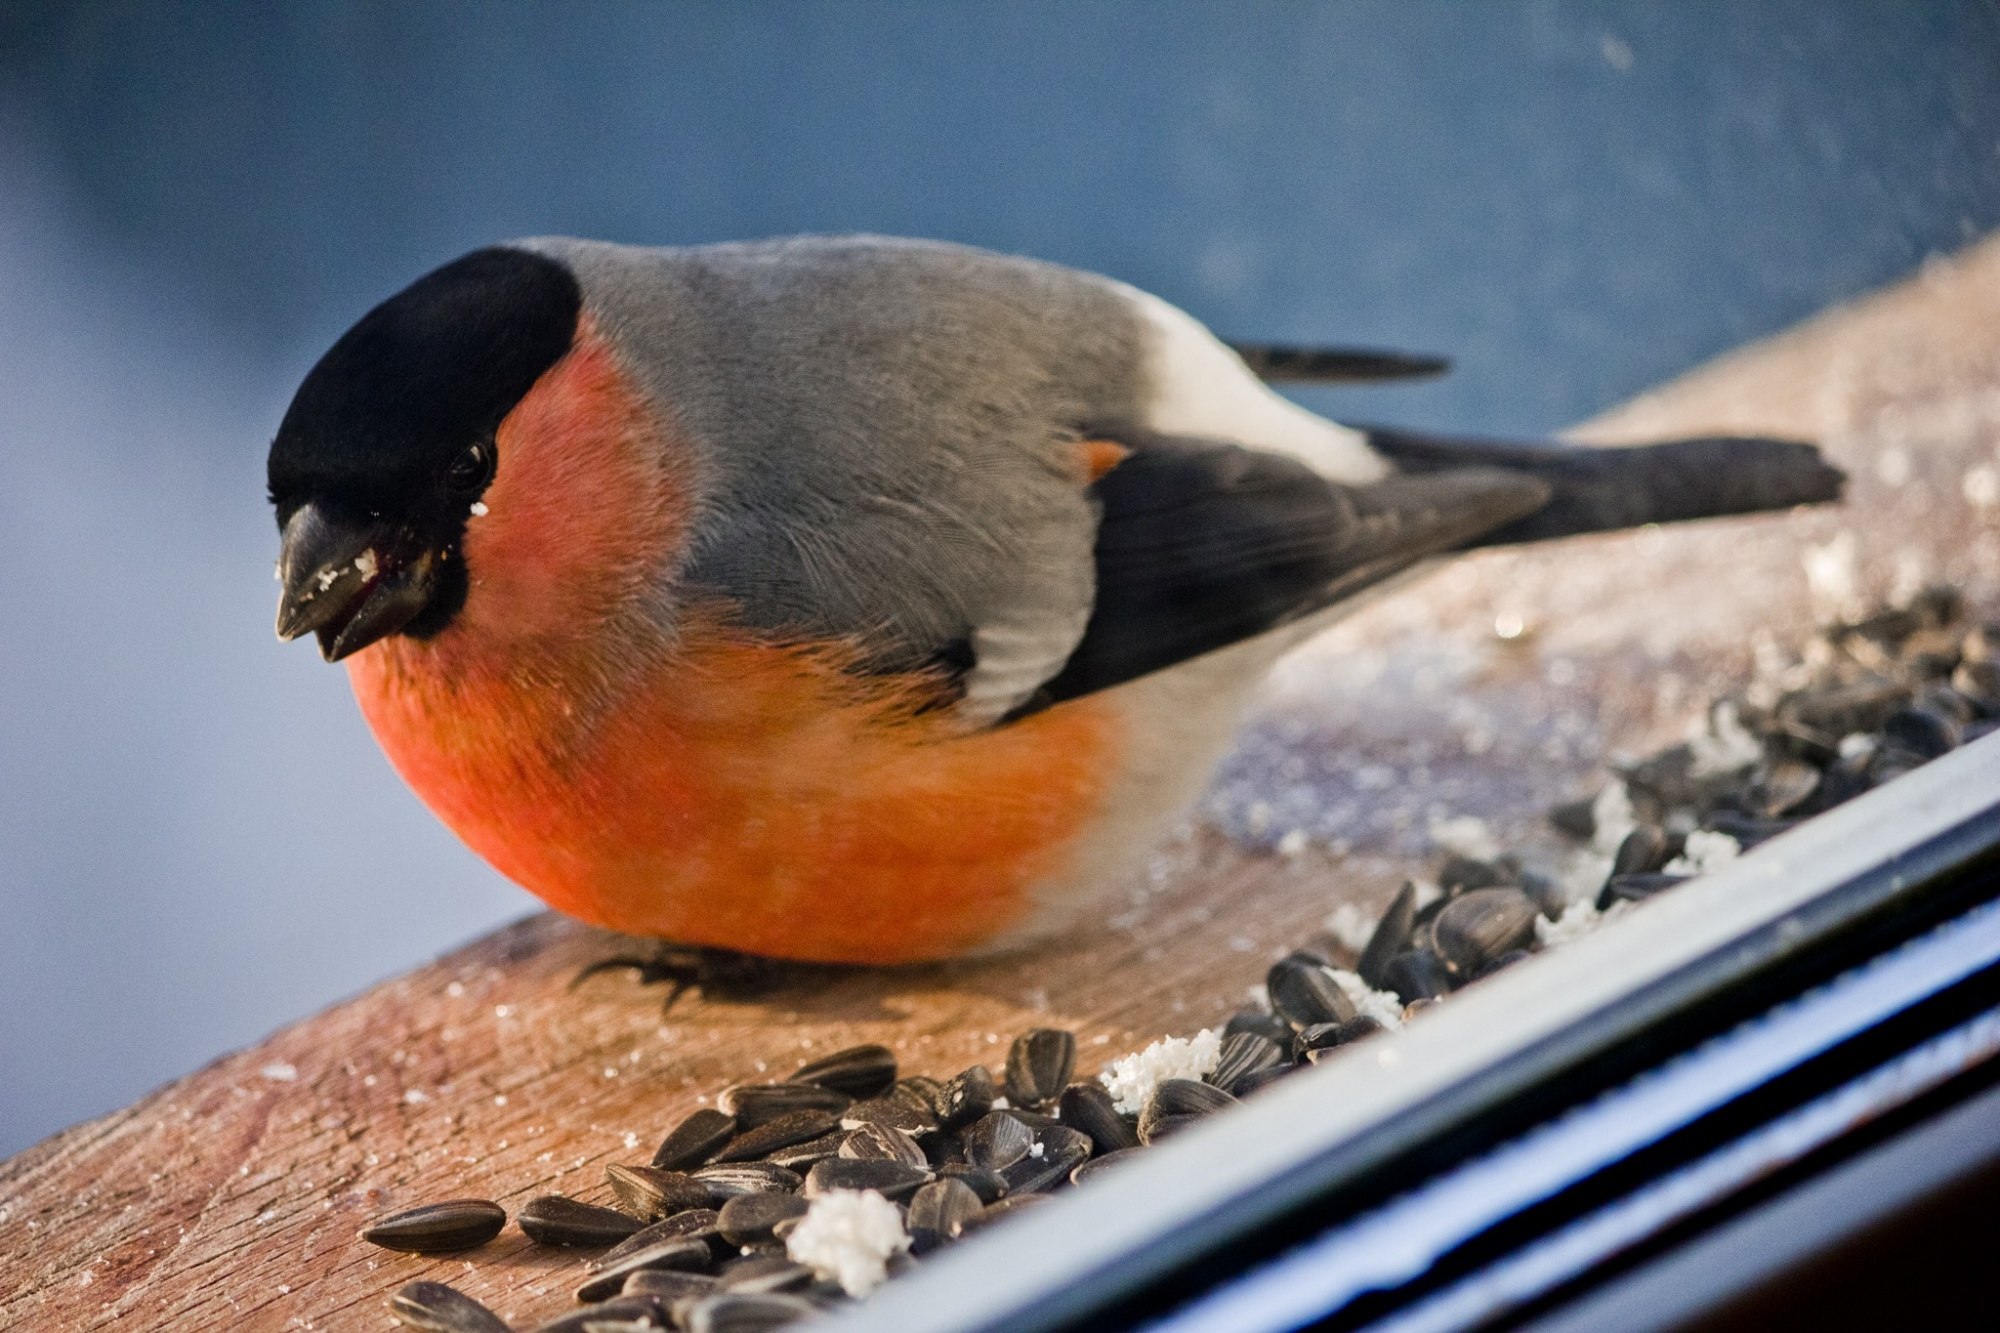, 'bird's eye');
445,440,495,495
